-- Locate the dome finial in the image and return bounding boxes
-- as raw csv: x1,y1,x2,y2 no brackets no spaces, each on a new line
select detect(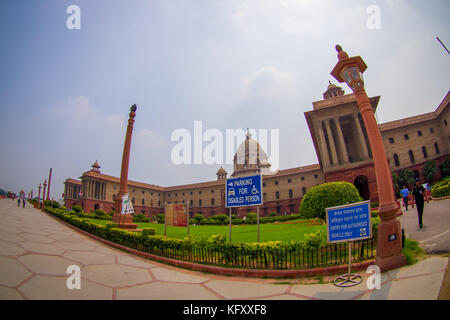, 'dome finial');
246,128,251,139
